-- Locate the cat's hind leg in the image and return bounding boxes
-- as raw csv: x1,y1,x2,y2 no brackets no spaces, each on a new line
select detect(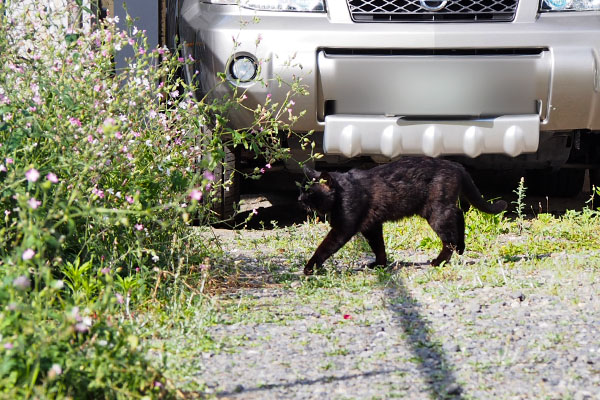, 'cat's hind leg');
456,210,465,255
361,224,387,268
426,205,461,266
